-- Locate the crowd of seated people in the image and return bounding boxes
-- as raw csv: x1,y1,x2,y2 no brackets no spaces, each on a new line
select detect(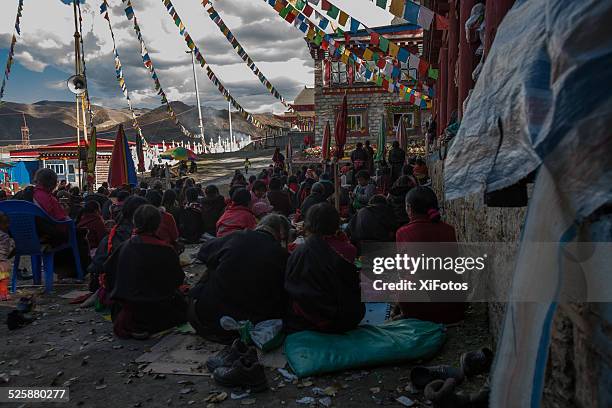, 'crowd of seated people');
2,146,453,341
